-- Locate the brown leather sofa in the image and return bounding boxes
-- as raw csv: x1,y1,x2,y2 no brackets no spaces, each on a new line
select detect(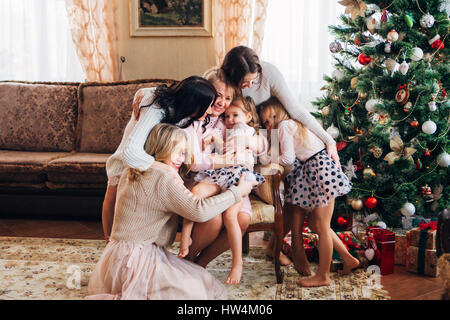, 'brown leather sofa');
0,79,174,219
